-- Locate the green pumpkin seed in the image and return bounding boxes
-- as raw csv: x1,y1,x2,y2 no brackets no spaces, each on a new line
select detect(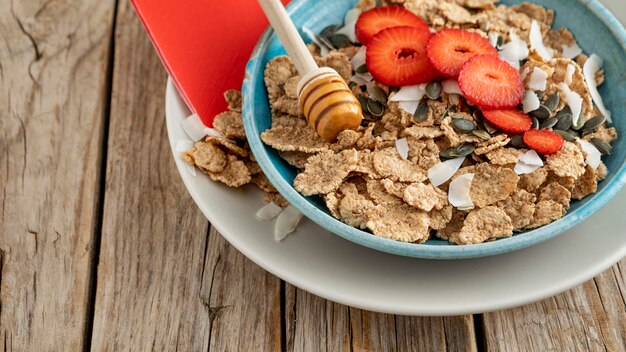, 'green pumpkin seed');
483,120,498,134
544,93,560,112
555,112,573,131
540,117,558,130
555,130,577,142
330,34,351,48
582,115,607,132
413,101,429,121
357,95,368,112
455,144,476,157
530,105,551,120
510,135,527,148
472,129,491,140
369,85,388,104
451,113,466,120
531,116,540,129
572,110,586,130
320,24,341,38
425,81,442,100
452,119,476,134
355,64,369,74
591,138,612,155
440,147,459,159
367,99,385,117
